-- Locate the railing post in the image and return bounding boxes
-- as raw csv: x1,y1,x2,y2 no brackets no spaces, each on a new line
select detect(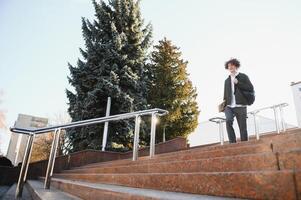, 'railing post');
132,115,141,161
149,113,157,158
218,121,224,145
251,112,260,140
272,106,280,134
102,97,111,151
44,128,61,189
23,135,35,182
15,133,35,199
163,125,166,143
279,105,286,132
